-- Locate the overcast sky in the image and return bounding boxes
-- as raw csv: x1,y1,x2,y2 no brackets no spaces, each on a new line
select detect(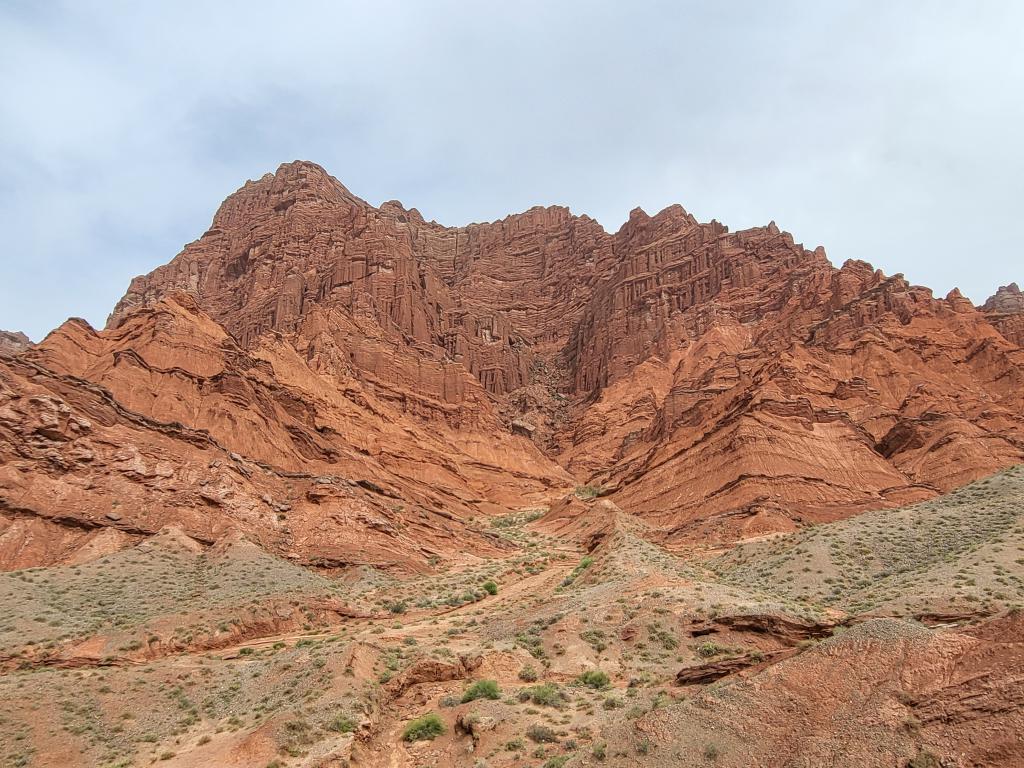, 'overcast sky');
2,1,1022,341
